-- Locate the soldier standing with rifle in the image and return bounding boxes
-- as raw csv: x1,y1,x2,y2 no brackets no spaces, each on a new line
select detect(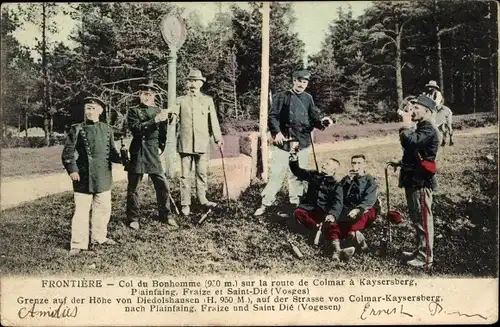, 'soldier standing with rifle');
62,97,123,256
126,82,178,230
388,94,440,268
